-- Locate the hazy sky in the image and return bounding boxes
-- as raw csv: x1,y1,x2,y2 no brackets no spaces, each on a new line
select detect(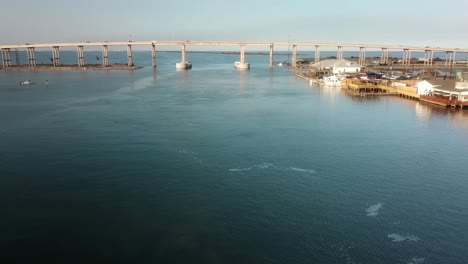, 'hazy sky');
2,0,468,48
